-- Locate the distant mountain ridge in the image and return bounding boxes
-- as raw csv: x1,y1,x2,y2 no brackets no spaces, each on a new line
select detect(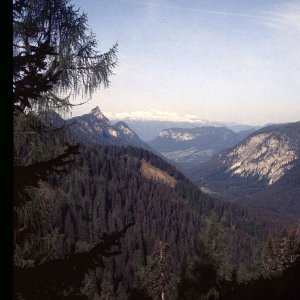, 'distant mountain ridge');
109,119,258,142
106,110,208,122
148,126,254,170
